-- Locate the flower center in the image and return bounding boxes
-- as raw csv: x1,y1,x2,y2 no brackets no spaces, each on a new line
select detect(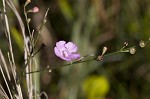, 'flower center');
62,50,70,58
